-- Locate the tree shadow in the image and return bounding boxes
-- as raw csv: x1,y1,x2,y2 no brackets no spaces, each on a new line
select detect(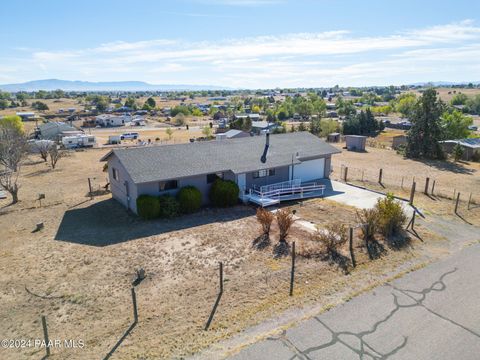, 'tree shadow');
273,241,290,258
55,198,255,246
323,250,350,274
366,239,386,259
386,231,412,250
411,158,475,175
